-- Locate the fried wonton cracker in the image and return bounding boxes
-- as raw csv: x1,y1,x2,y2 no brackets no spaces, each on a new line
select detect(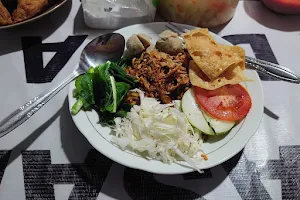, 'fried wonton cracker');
189,60,250,90
183,28,245,81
